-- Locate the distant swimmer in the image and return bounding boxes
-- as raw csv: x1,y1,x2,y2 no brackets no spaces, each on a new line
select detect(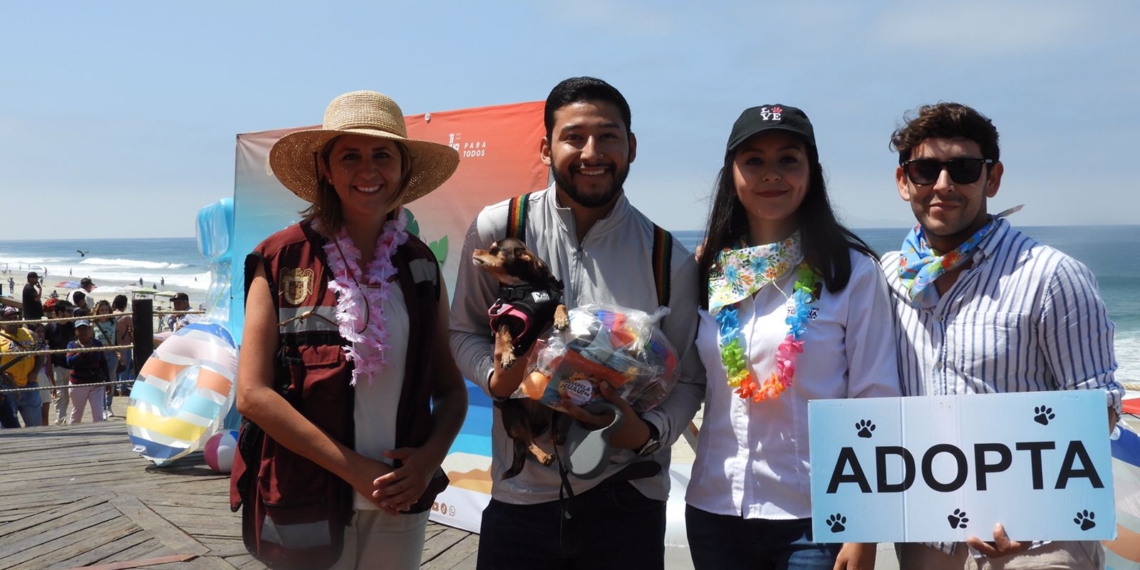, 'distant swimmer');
77,250,89,257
